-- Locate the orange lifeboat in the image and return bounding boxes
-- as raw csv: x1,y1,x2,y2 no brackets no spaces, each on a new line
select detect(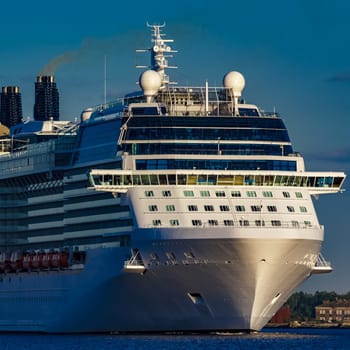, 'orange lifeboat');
22,252,31,271
41,252,50,269
0,252,5,273
4,252,11,272
10,251,23,272
59,250,69,269
30,252,40,270
47,251,54,268
51,252,60,269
